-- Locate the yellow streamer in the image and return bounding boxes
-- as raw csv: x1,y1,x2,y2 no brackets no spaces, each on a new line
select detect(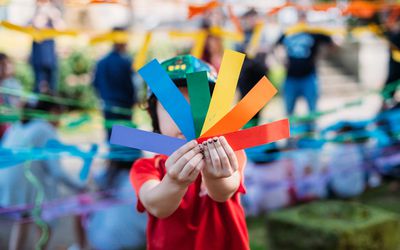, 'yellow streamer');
246,22,264,59
285,23,345,37
169,28,244,58
1,21,78,42
209,26,244,42
133,32,152,71
191,31,208,58
90,31,130,45
200,50,245,135
393,49,400,63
